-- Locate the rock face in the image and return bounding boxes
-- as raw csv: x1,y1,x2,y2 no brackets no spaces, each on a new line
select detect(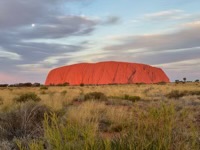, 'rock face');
45,61,170,85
